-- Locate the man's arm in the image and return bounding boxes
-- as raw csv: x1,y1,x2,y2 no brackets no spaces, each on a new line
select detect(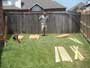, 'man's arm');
46,16,49,22
39,15,42,21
